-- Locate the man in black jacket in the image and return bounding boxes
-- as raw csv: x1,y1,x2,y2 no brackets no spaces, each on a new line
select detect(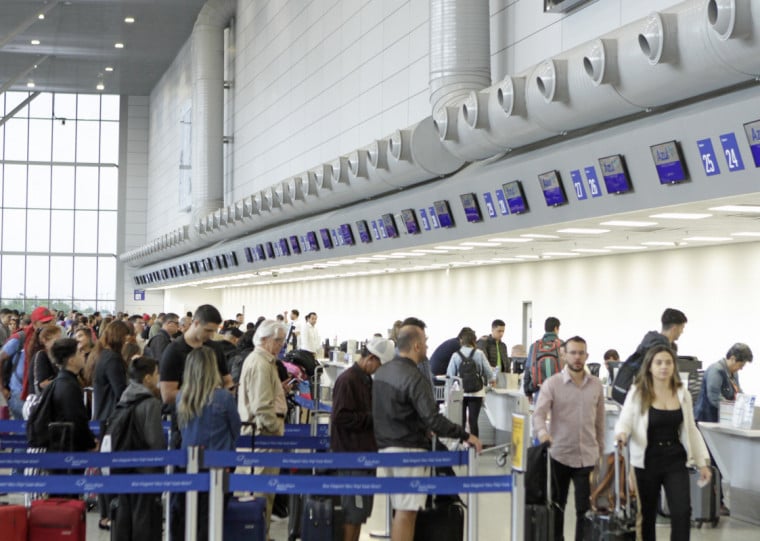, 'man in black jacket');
477,319,510,374
373,318,481,541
